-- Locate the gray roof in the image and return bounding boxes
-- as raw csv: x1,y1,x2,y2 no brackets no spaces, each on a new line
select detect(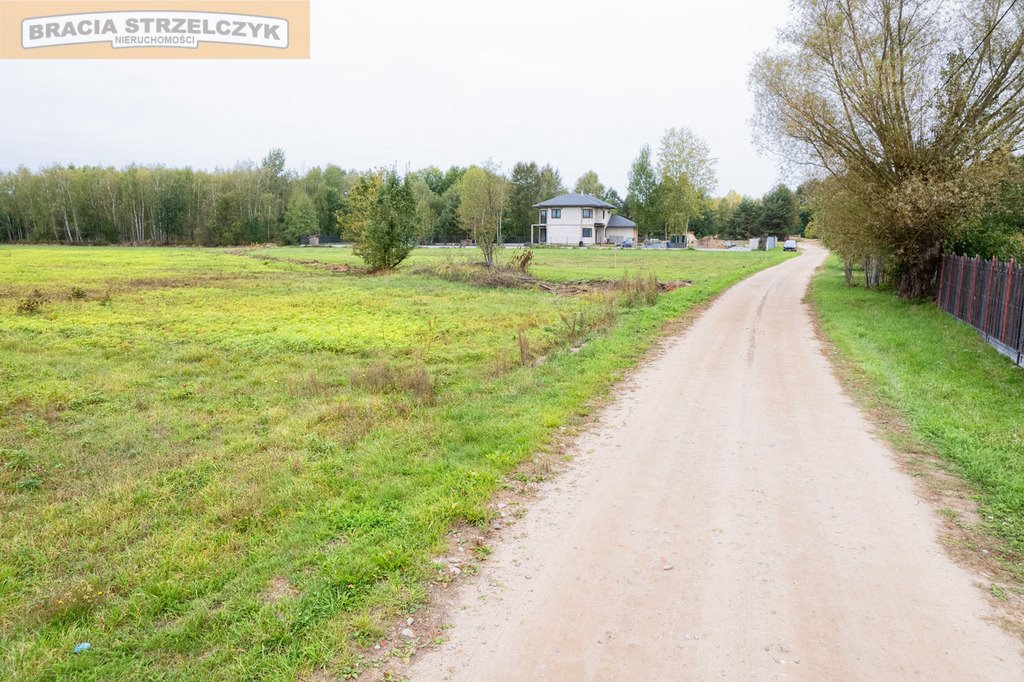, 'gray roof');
533,192,615,209
606,214,637,228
